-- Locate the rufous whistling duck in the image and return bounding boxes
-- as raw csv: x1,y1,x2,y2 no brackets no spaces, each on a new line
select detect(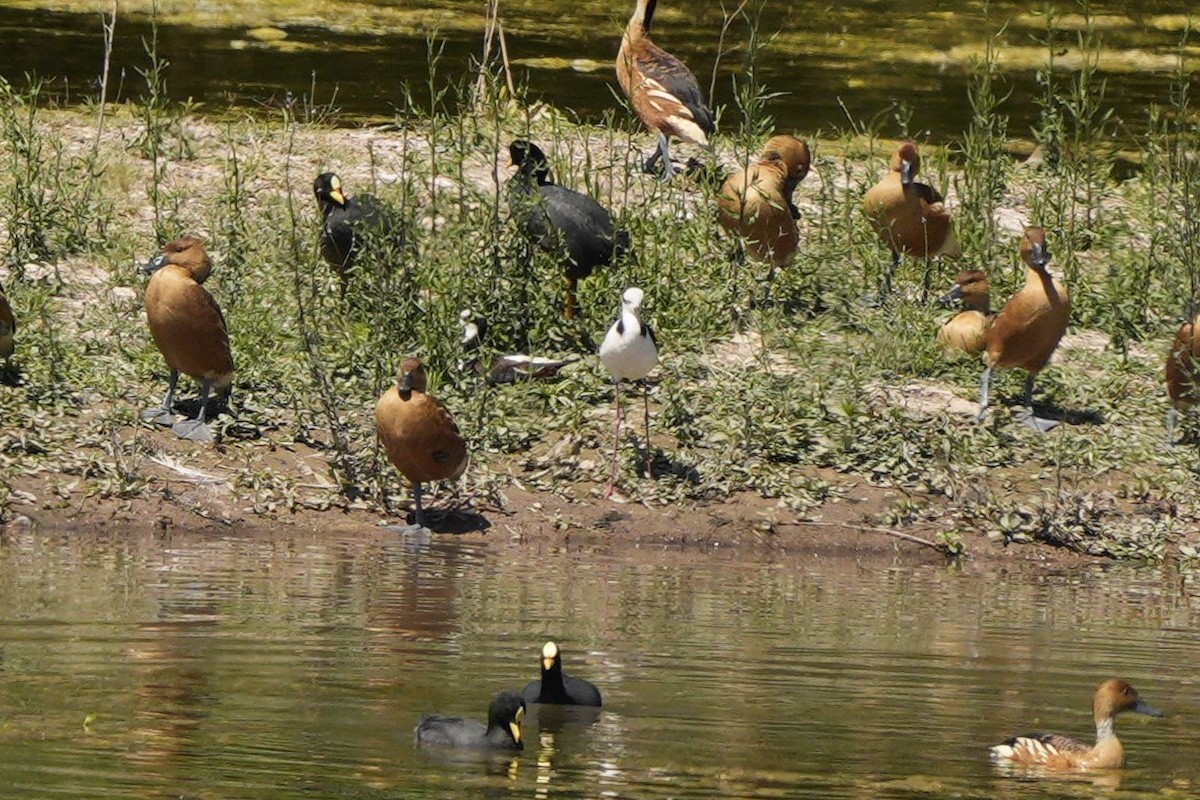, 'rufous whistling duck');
989,679,1163,770
375,357,468,532
415,691,526,751
718,143,807,271
616,0,716,180
0,280,14,362
863,140,960,298
599,287,658,497
313,172,408,289
937,270,992,356
521,640,603,707
978,227,1070,432
760,134,811,219
1165,312,1200,444
139,237,235,443
507,140,631,320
